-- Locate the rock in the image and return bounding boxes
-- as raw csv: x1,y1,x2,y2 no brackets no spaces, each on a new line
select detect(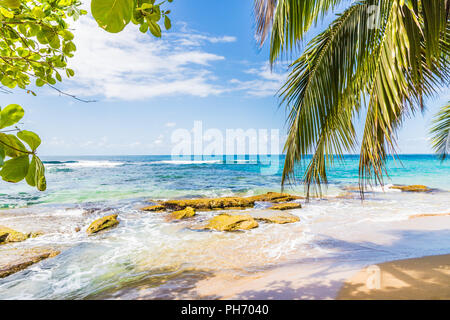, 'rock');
161,197,255,211
269,203,302,210
0,247,60,278
149,192,302,212
141,204,165,212
26,231,44,238
390,185,431,192
0,226,28,245
75,227,81,232
203,214,258,231
171,207,196,219
248,192,303,203
86,214,119,235
253,212,300,224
